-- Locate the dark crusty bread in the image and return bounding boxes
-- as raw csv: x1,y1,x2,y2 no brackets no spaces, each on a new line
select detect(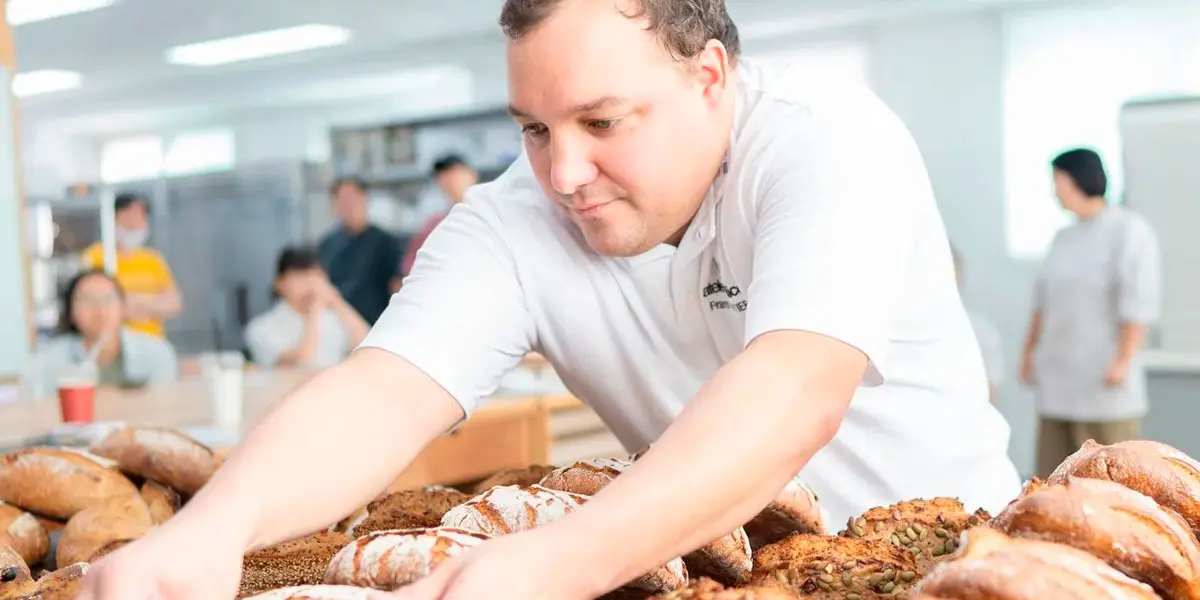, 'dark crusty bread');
915,526,1160,599
0,448,137,520
994,477,1200,600
538,458,631,495
744,479,826,551
0,543,31,586
239,531,351,598
90,426,217,496
240,585,373,600
139,480,181,525
1048,439,1200,542
839,497,990,574
56,492,153,568
323,527,487,590
338,488,470,538
750,534,920,599
645,577,799,599
473,464,558,492
0,562,88,600
0,503,49,570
